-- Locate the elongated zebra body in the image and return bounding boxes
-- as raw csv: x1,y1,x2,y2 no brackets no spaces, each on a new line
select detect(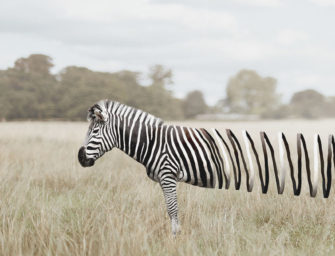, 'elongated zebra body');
78,99,335,235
